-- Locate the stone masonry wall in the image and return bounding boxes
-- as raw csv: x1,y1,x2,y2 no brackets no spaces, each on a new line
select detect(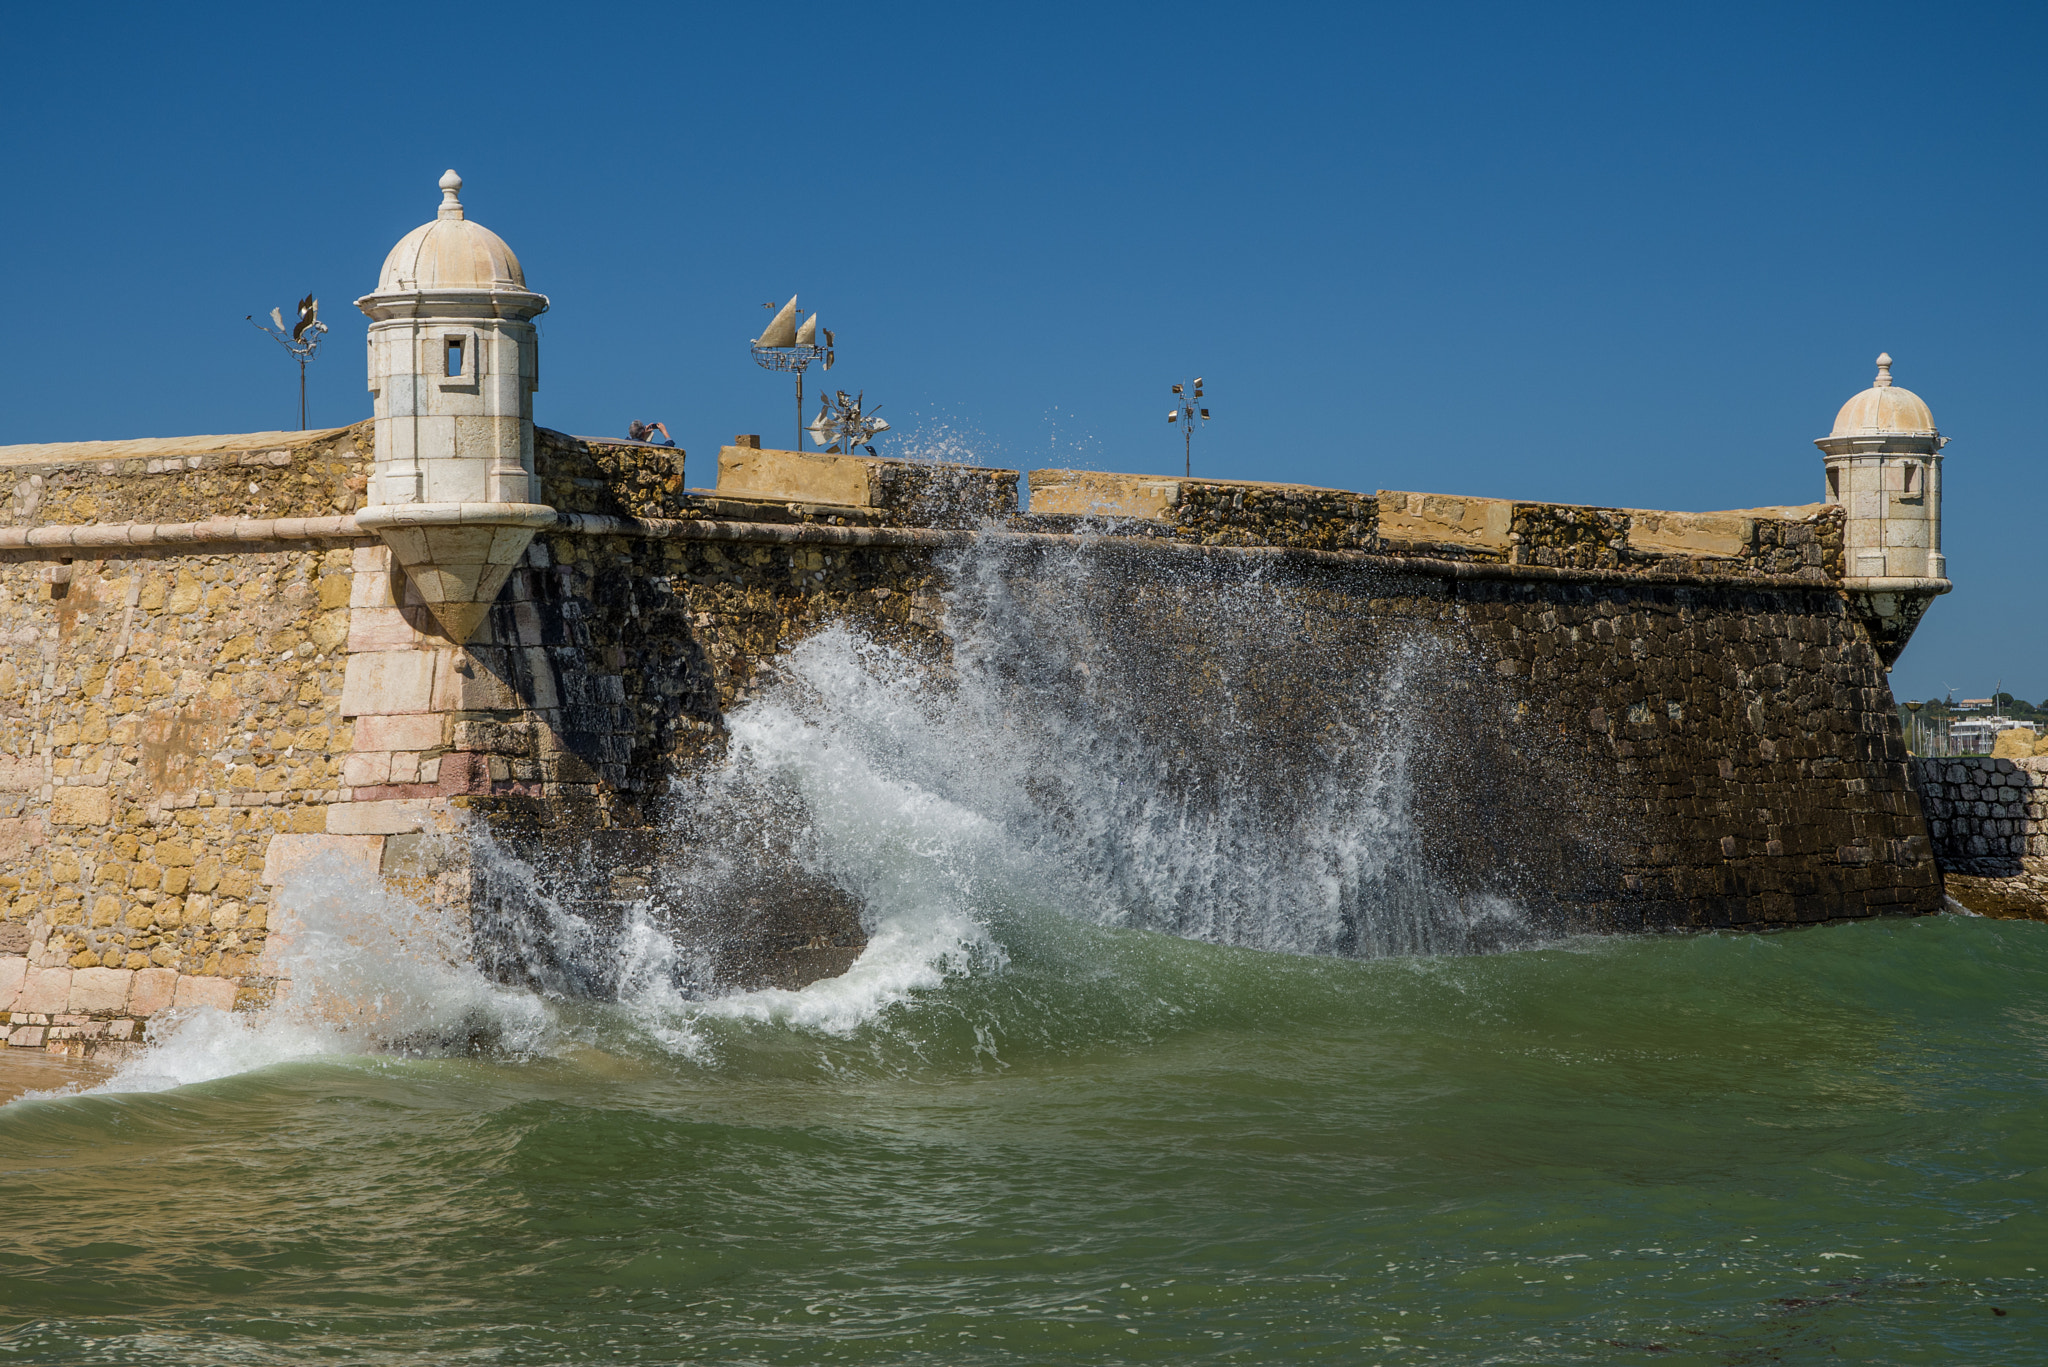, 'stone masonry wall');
1911,755,2048,920
0,425,1949,1058
0,538,361,1056
1453,577,1936,926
